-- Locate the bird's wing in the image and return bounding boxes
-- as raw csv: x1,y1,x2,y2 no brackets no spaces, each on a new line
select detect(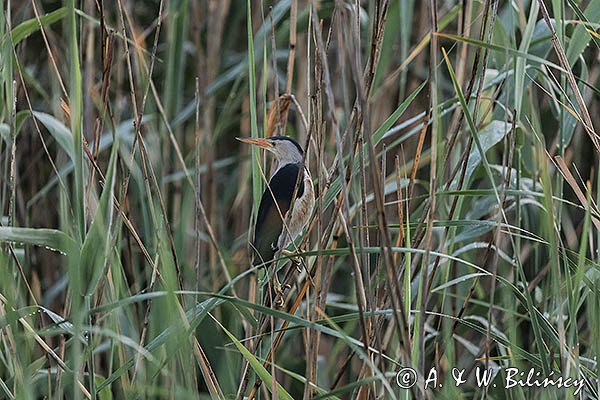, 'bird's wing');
252,163,303,265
